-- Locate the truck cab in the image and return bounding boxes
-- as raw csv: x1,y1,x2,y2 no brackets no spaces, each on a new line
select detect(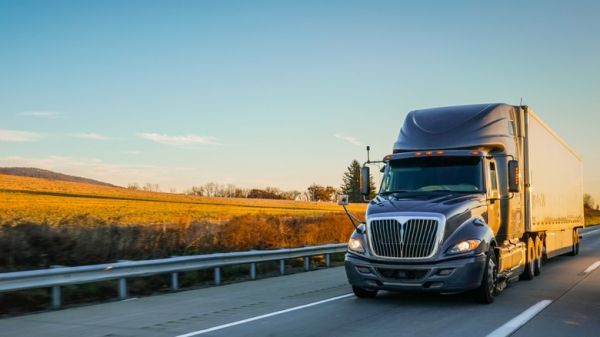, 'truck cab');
344,103,583,303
